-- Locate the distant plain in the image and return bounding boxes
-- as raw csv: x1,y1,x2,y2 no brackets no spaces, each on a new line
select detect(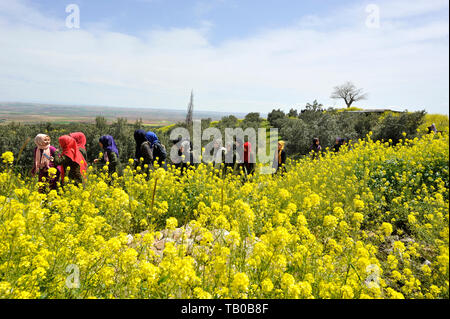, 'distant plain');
0,102,248,125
